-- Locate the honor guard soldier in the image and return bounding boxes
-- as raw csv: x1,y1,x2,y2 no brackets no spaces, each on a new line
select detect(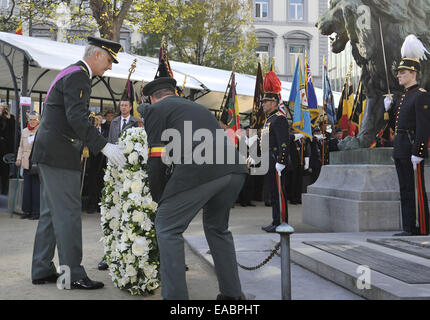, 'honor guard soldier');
385,35,430,236
142,77,248,300
31,37,126,289
260,71,290,233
